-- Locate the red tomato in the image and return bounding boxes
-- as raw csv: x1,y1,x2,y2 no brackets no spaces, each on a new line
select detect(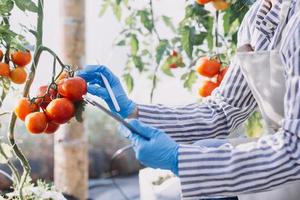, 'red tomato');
35,85,57,109
58,77,87,101
217,67,229,84
25,112,47,134
45,98,75,124
44,122,60,134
